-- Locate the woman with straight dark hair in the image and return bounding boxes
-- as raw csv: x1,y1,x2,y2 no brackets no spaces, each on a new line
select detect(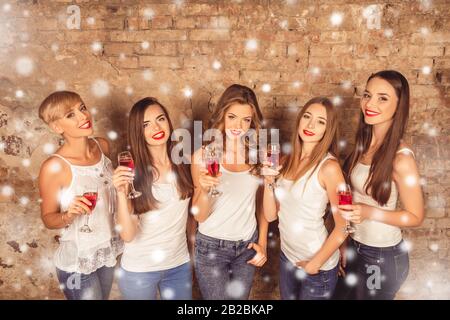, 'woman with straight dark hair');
336,70,424,300
262,97,348,300
113,97,194,300
191,84,268,300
